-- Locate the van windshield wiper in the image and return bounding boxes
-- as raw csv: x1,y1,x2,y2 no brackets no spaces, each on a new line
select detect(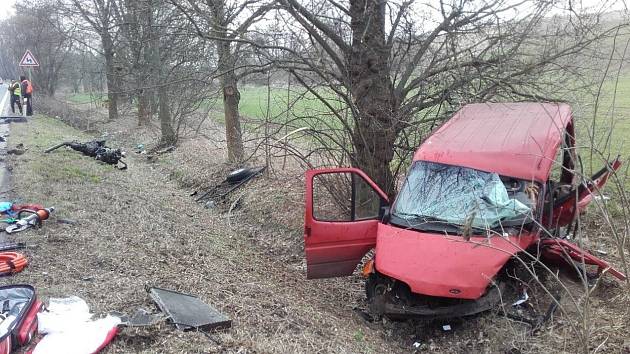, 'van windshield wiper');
394,213,452,225
391,212,487,235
